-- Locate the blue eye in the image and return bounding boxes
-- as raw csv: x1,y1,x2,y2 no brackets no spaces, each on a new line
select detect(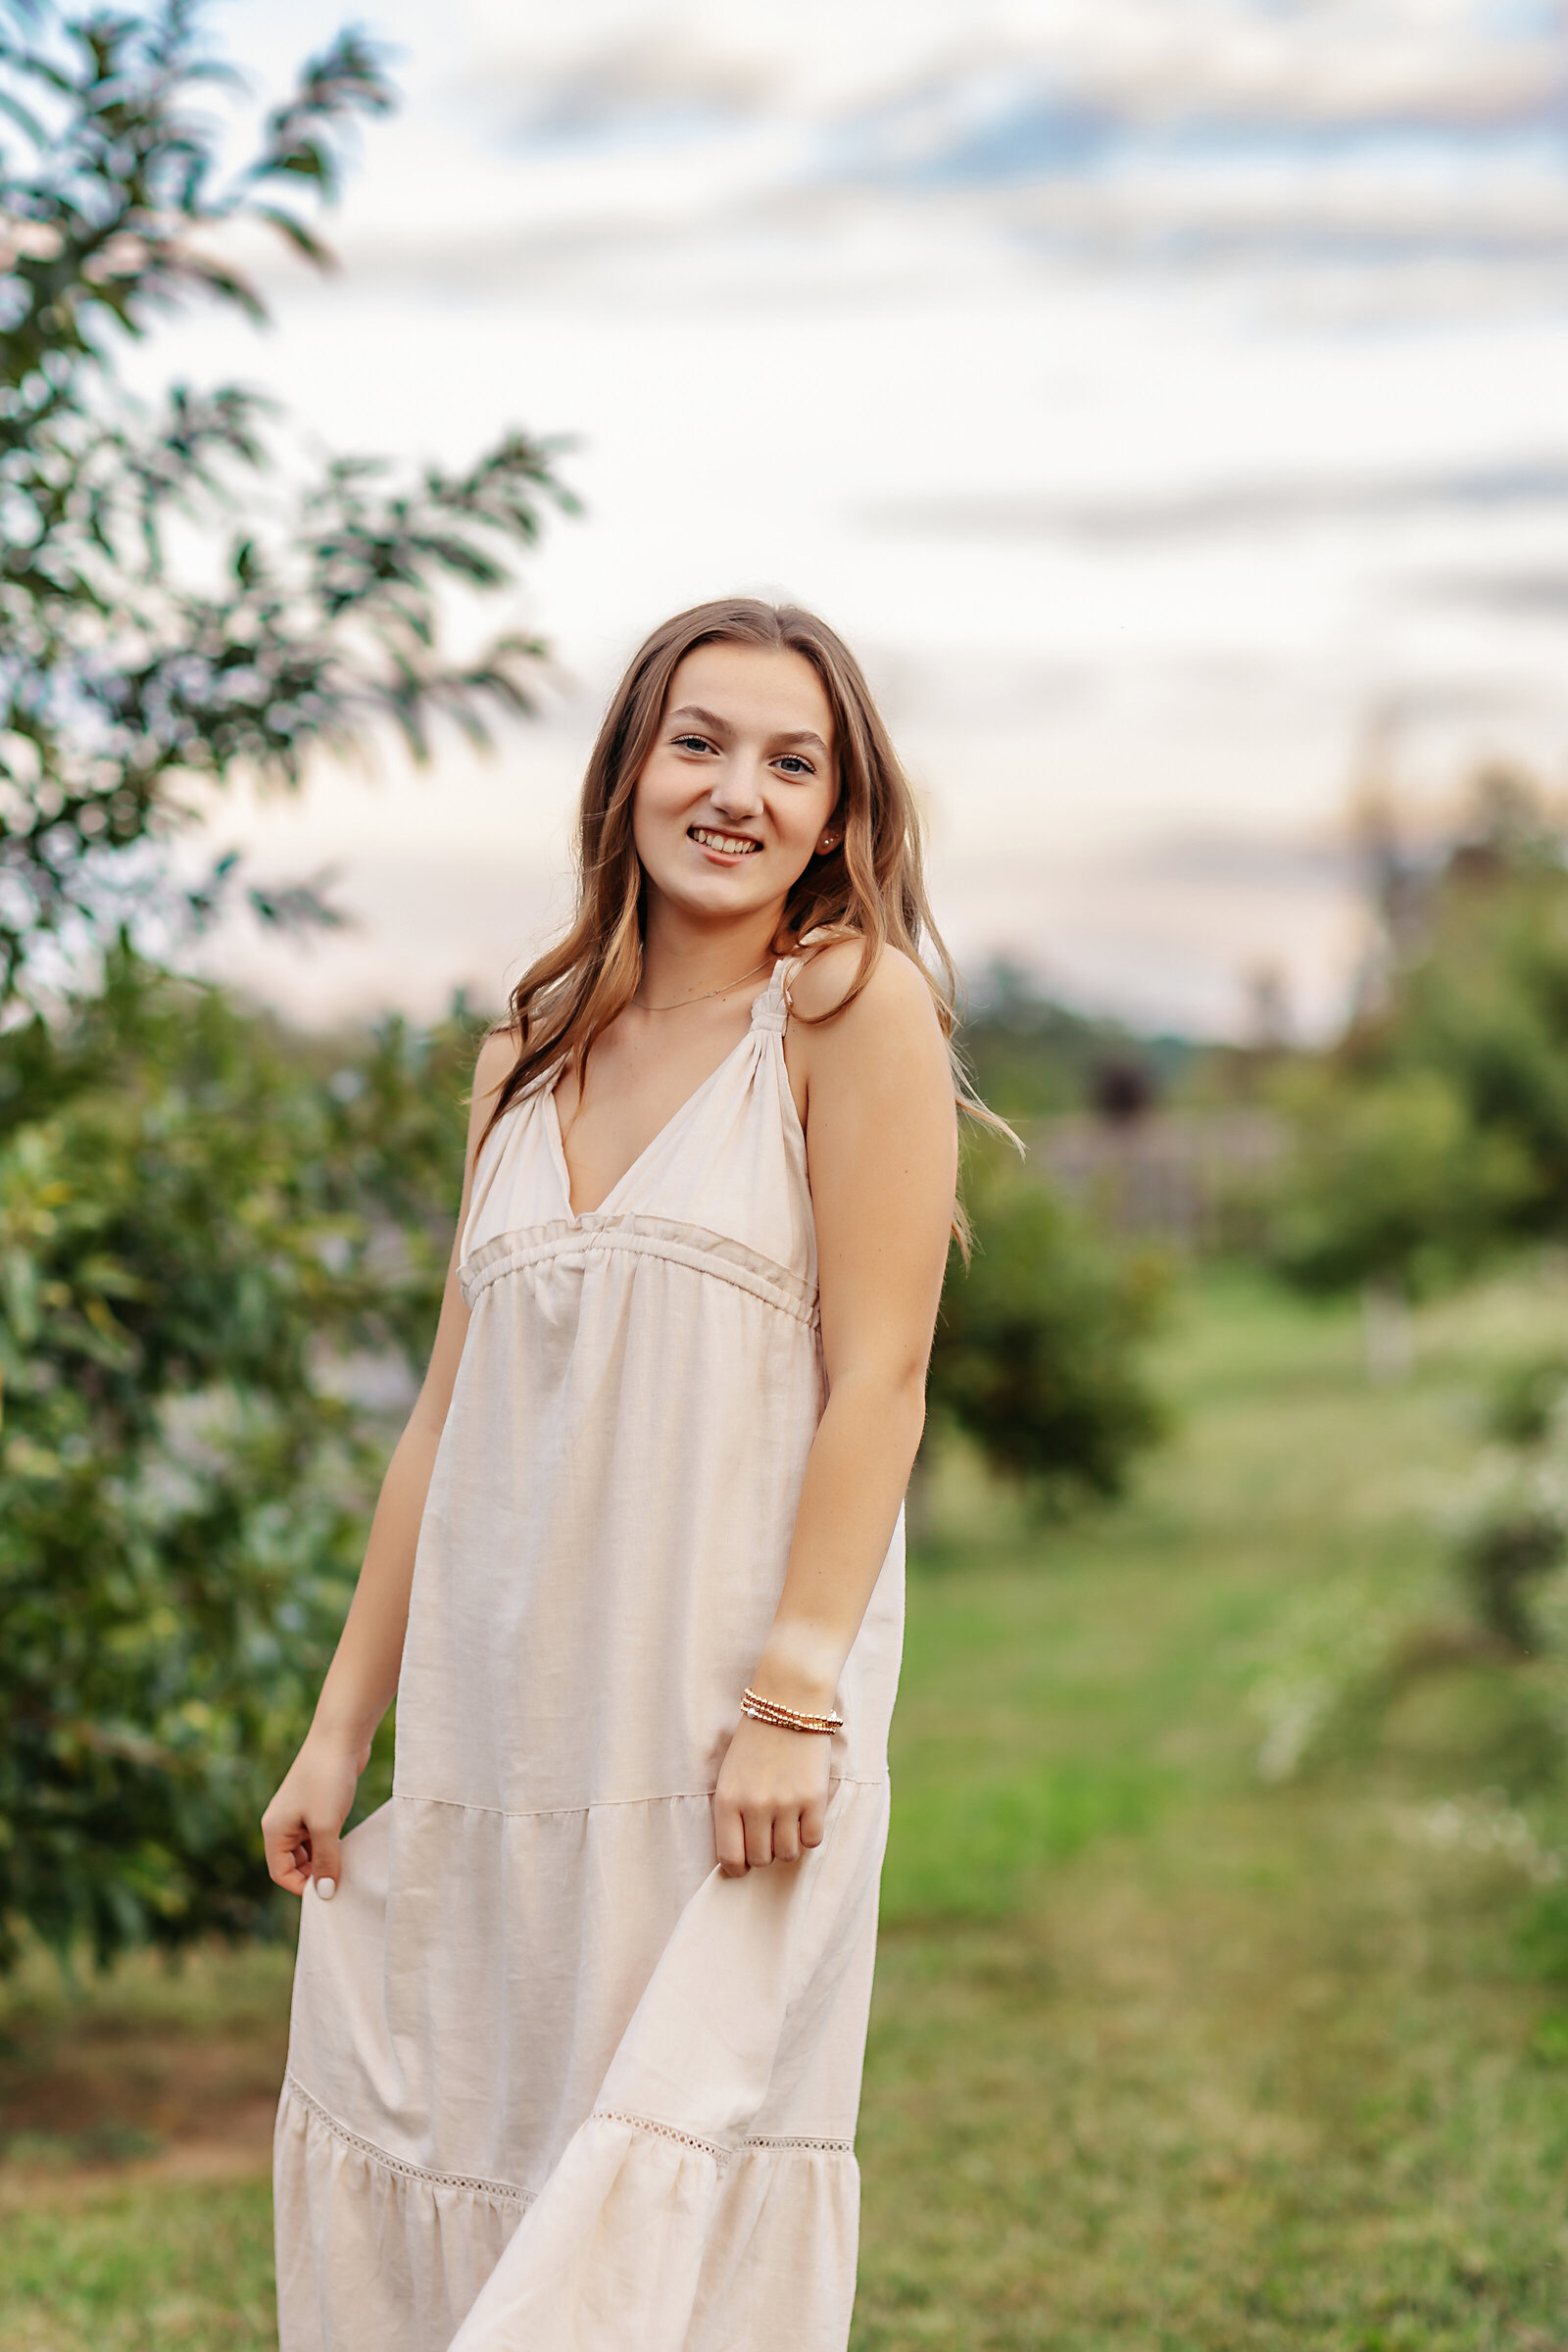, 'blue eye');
775,756,812,776
674,734,712,753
